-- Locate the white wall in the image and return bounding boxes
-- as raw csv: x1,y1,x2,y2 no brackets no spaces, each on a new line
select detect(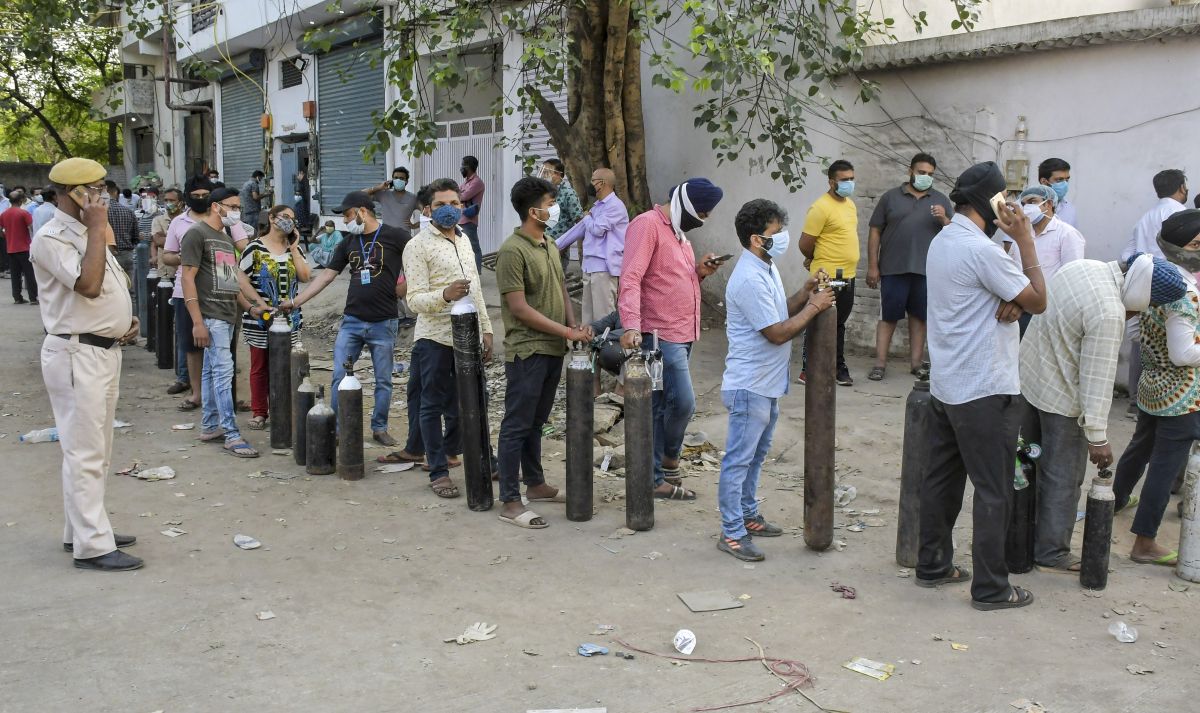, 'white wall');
863,0,1168,43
